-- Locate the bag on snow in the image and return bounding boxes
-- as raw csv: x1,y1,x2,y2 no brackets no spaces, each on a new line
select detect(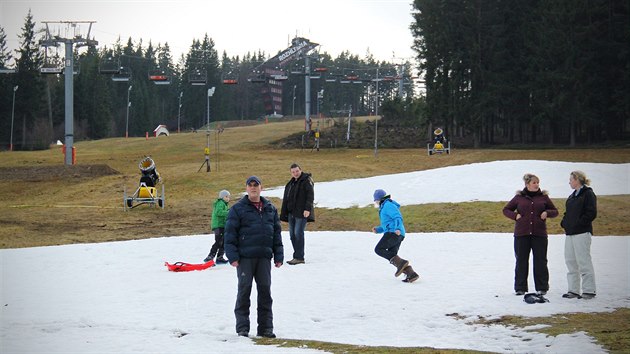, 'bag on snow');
523,293,549,304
